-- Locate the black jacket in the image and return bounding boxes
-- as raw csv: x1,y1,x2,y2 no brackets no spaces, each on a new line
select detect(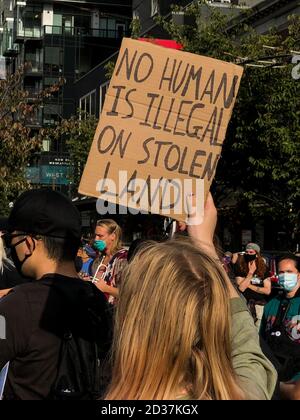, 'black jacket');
0,261,30,290
0,274,112,400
